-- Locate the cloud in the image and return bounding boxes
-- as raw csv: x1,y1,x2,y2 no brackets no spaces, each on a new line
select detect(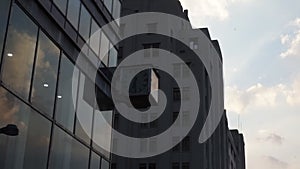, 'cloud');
280,18,300,58
258,130,284,145
225,78,300,114
264,156,288,169
180,0,250,22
